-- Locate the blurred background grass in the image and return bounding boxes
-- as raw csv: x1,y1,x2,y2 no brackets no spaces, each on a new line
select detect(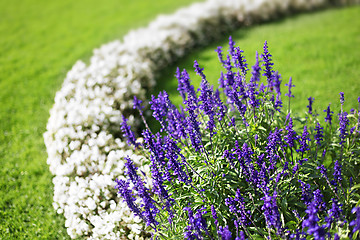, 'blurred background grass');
0,0,359,239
